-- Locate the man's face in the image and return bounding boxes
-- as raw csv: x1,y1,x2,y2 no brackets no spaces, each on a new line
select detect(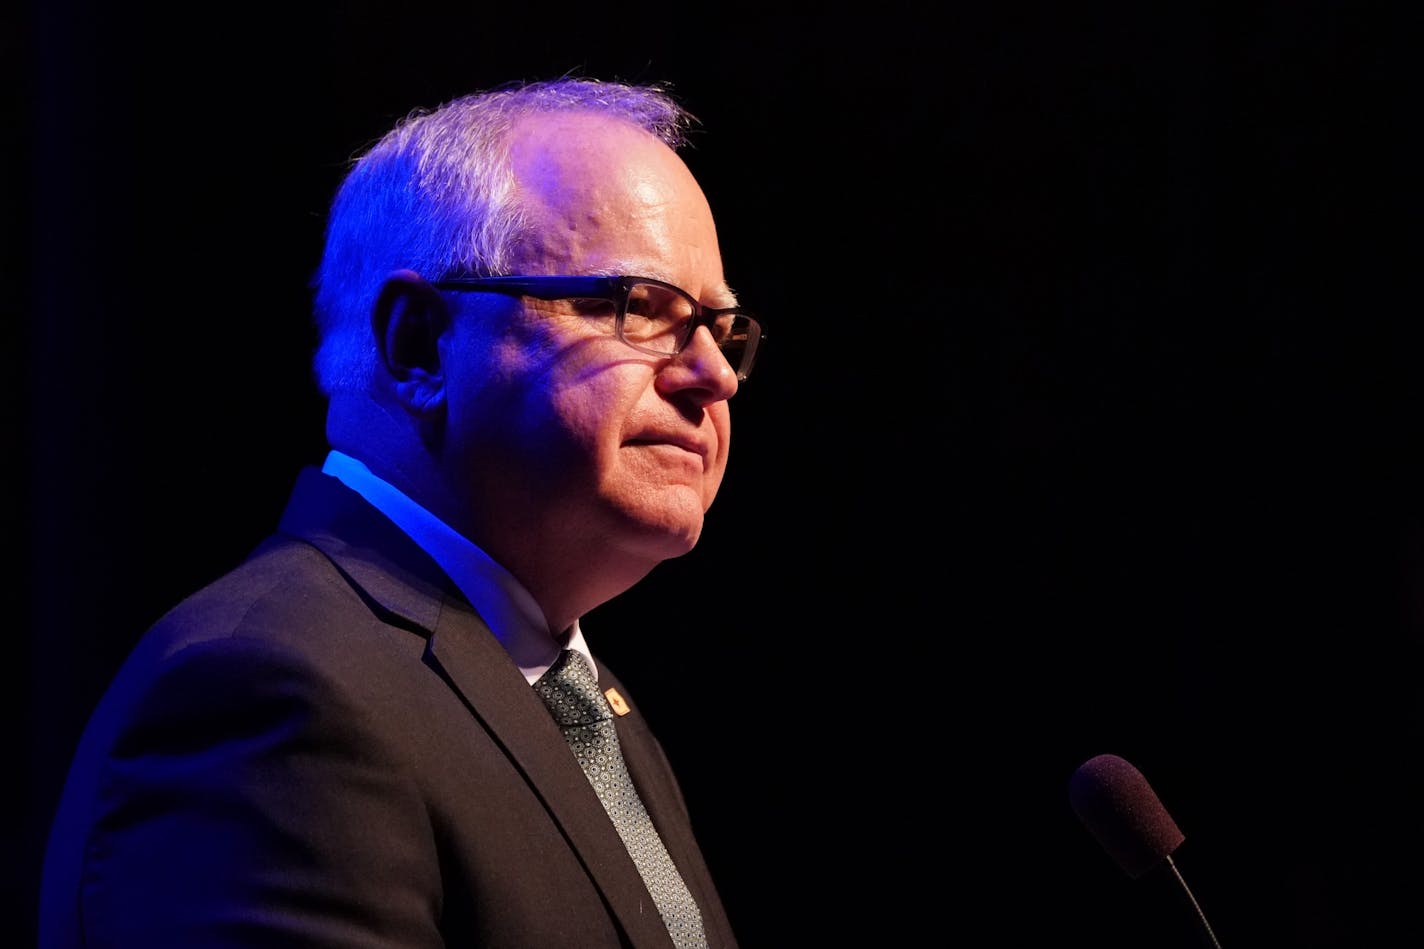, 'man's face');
440,112,741,591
